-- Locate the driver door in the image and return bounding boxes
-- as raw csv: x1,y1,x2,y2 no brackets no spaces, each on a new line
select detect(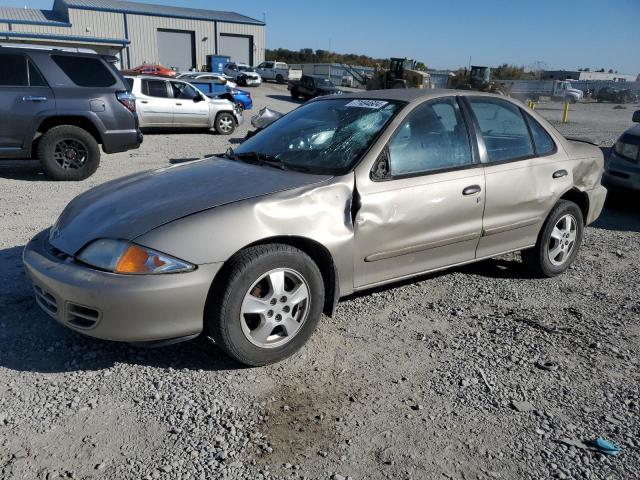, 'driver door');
170,81,209,126
353,97,485,288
